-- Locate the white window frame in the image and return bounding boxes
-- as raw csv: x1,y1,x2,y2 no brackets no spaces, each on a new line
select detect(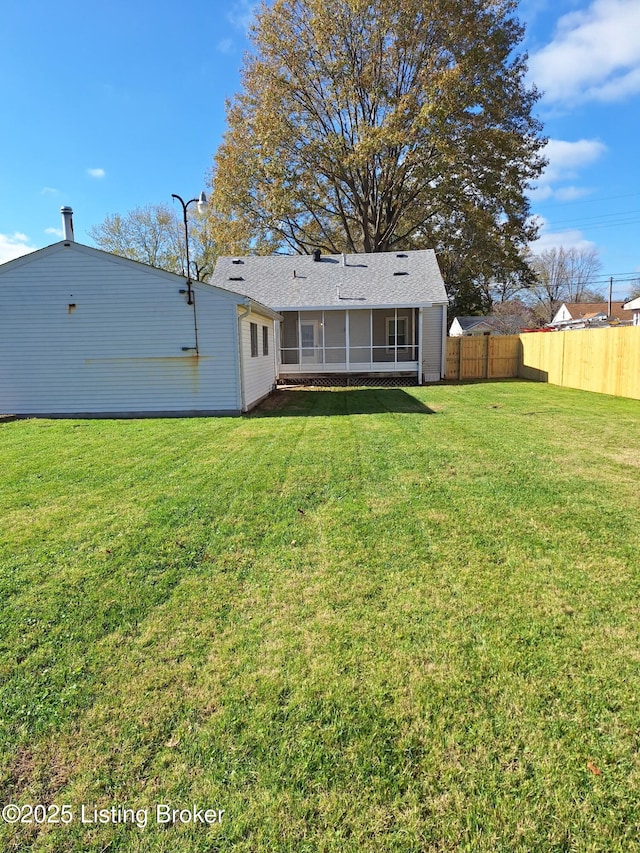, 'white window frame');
386,314,409,352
